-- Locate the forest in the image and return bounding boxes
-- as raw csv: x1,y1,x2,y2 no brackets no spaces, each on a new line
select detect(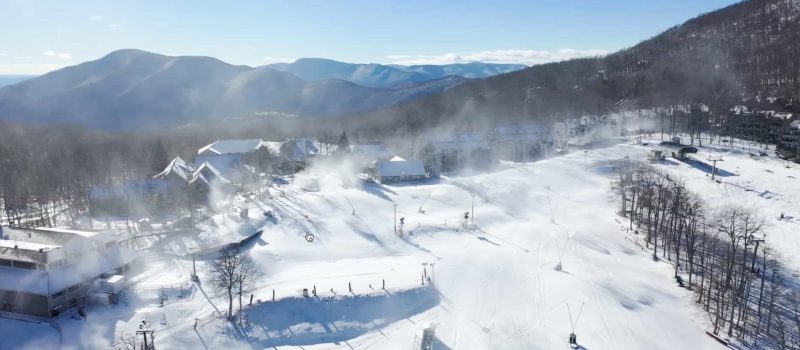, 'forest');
613,159,800,348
